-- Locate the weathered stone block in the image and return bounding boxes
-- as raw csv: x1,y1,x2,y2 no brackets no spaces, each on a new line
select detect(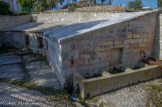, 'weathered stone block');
129,43,139,49
80,54,91,59
74,59,84,67
105,46,111,51
94,46,105,52
97,41,113,46
96,52,109,58
114,40,122,45
139,43,147,48
124,39,143,44
133,34,141,39
127,34,132,39
143,38,152,42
